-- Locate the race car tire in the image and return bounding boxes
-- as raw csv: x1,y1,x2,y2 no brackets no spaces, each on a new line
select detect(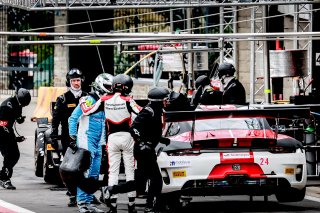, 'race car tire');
275,187,306,202
34,129,45,177
43,154,62,185
157,192,182,212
